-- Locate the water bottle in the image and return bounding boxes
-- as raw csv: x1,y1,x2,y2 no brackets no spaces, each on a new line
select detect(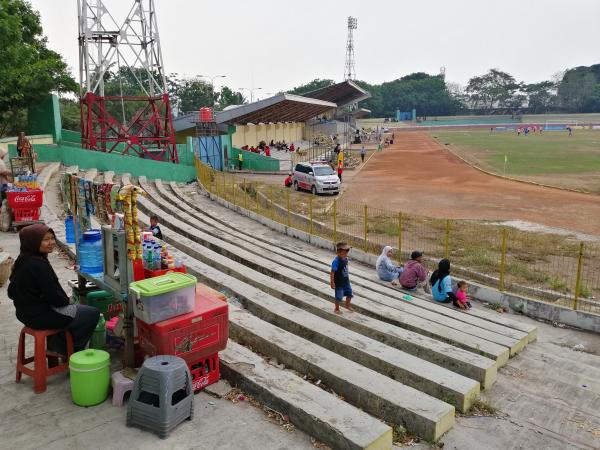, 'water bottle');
65,216,75,244
90,313,106,349
79,229,104,277
152,244,161,270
